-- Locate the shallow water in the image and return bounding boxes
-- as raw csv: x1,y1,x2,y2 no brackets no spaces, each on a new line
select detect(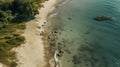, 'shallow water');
48,0,120,67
